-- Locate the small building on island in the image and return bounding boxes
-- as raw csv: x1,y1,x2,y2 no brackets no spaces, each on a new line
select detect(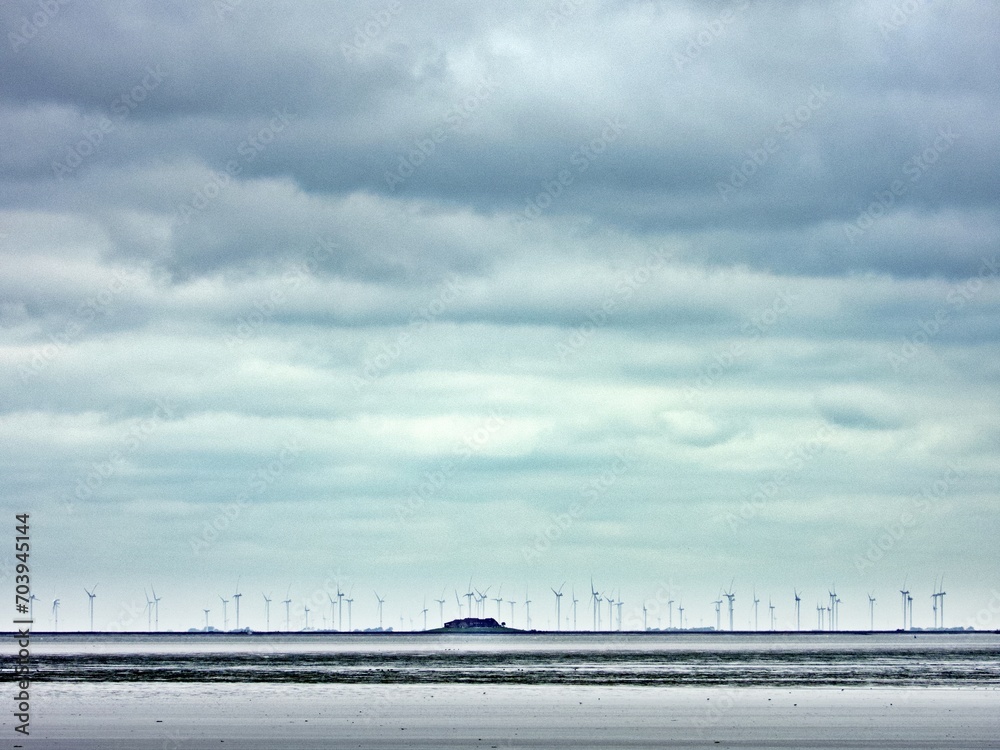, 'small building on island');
443,617,505,630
